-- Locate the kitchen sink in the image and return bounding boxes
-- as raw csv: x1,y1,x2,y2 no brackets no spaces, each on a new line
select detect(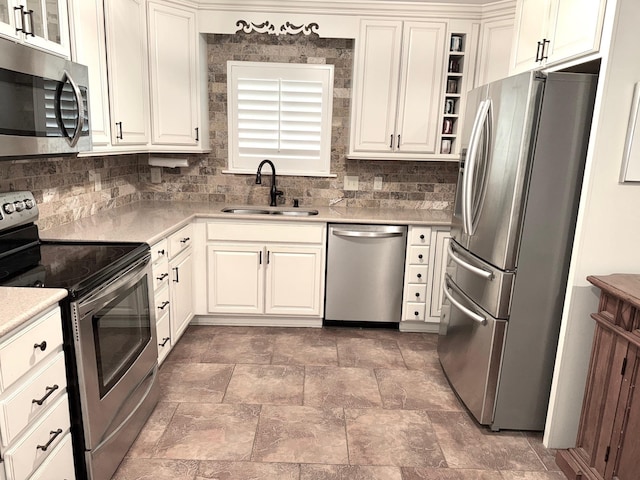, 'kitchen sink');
221,207,319,216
